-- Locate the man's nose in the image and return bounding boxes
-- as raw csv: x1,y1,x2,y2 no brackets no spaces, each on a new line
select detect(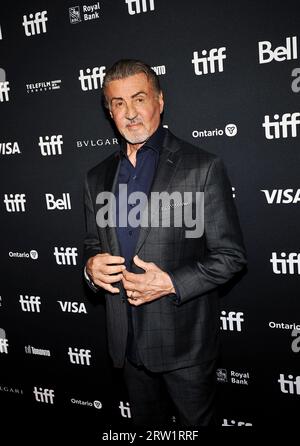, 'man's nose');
125,102,138,120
